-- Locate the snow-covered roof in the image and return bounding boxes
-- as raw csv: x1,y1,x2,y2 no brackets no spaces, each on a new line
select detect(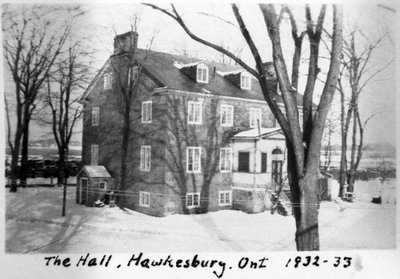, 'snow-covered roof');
233,128,282,140
216,69,244,76
173,61,202,69
81,166,112,178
